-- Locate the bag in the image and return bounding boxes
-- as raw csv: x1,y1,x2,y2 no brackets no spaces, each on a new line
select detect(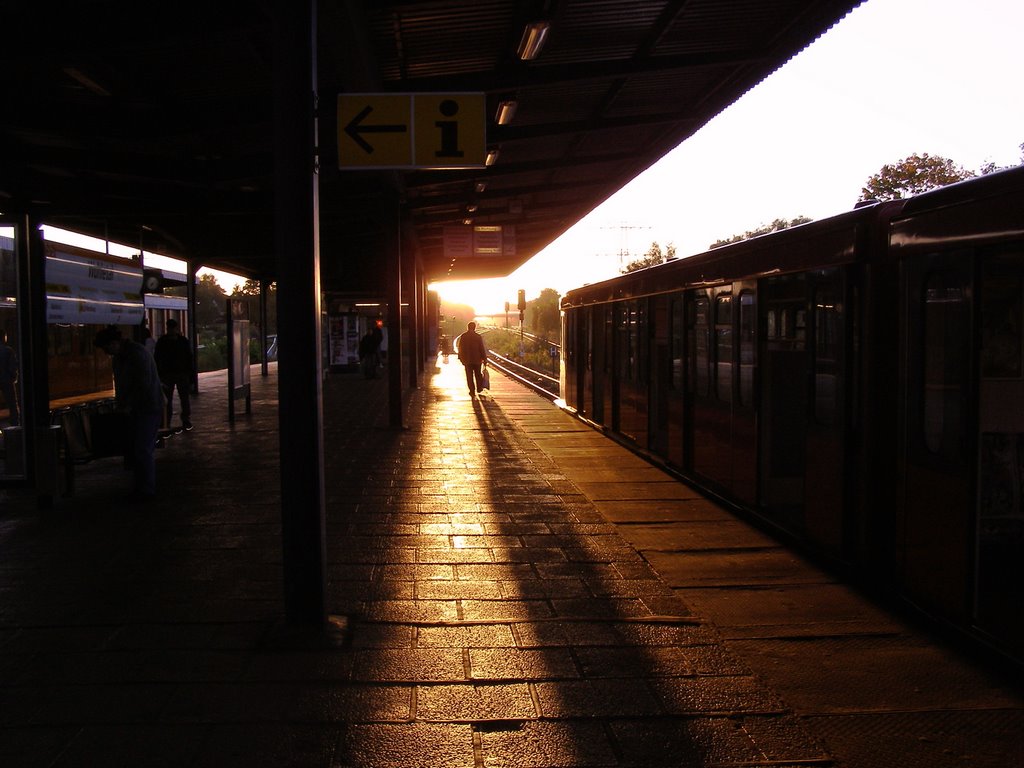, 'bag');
481,366,490,390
